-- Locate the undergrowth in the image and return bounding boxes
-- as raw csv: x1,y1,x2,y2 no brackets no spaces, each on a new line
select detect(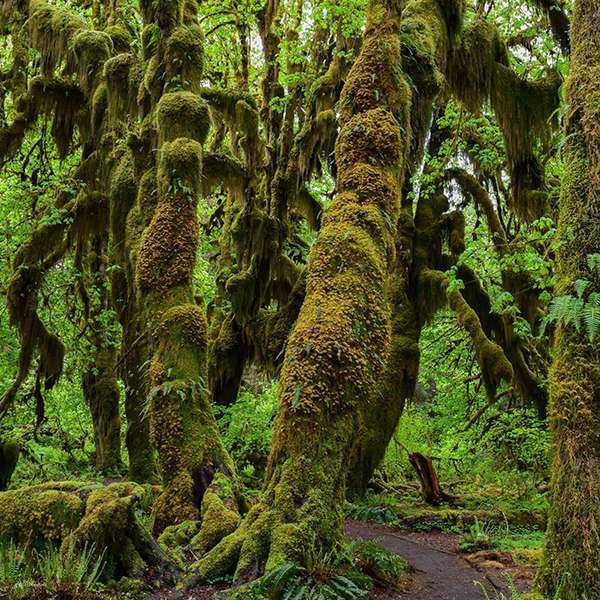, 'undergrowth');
0,538,105,600
228,538,410,599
